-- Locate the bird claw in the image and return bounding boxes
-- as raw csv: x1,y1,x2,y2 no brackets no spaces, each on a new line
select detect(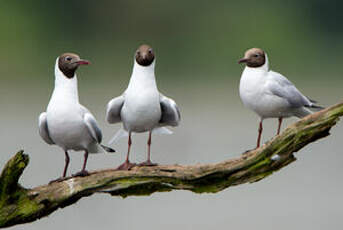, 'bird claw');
138,161,158,167
49,177,68,184
241,149,253,155
72,170,89,177
116,161,136,171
